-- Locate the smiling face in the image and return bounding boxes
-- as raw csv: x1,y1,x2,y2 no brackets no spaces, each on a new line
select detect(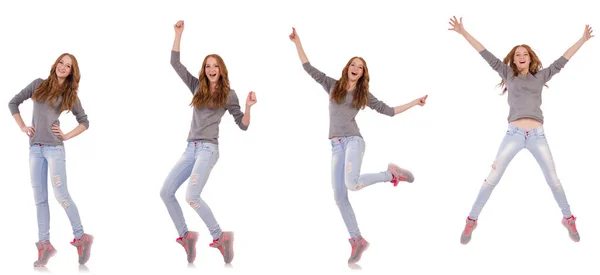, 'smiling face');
513,46,531,73
346,58,365,82
204,56,221,84
55,55,73,80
